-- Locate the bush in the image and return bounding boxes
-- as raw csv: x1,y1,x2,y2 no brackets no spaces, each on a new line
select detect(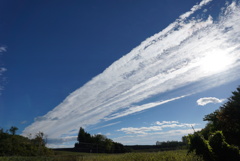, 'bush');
188,133,214,161
0,128,53,156
188,131,240,161
209,131,240,161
